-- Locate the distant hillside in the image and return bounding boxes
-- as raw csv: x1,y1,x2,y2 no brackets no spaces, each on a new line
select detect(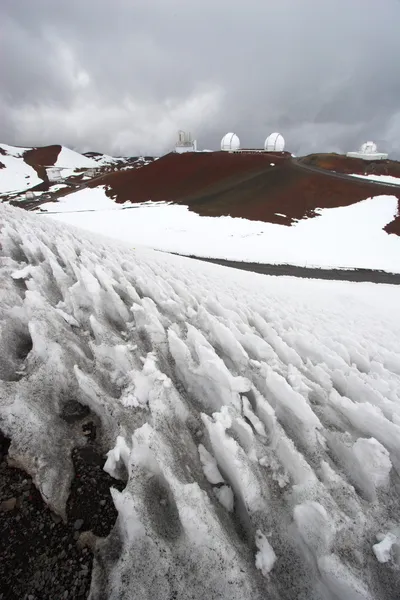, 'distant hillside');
299,153,400,178
88,151,400,234
2,145,400,237
0,143,154,202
